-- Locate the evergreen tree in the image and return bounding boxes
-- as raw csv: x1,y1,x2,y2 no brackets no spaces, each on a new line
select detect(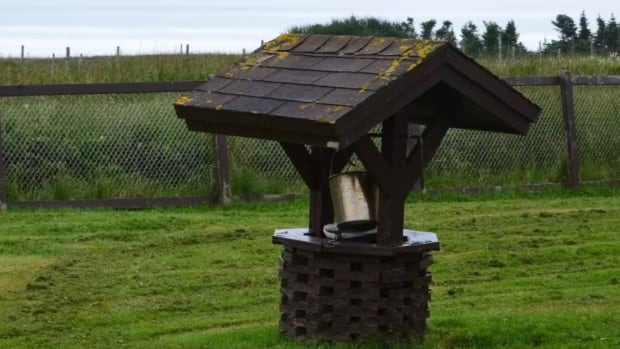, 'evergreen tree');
482,21,502,54
420,19,437,39
551,14,578,53
500,20,525,56
606,15,619,52
459,21,483,56
594,15,607,53
435,20,457,44
288,16,414,38
399,17,417,38
576,11,592,53
501,20,519,48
